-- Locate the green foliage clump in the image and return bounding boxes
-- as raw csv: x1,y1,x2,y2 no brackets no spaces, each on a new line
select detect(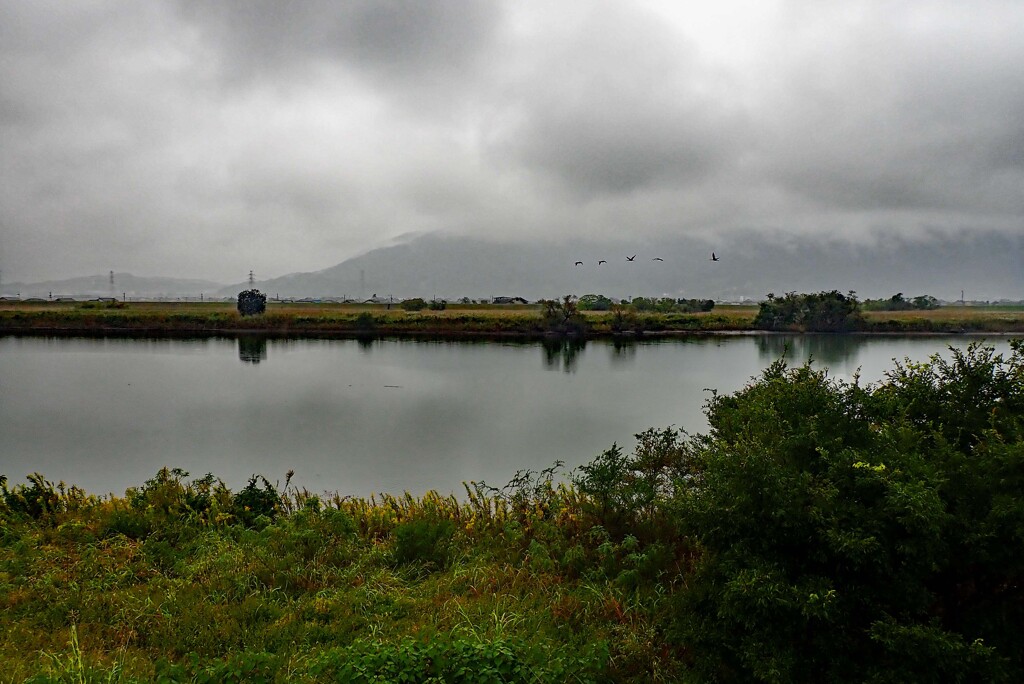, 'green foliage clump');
230,475,281,528
863,292,940,311
236,289,266,317
573,427,690,540
400,297,427,311
670,340,1024,683
630,297,715,313
428,298,447,311
540,295,587,335
1,473,94,523
578,294,615,311
754,290,863,331
393,517,456,570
